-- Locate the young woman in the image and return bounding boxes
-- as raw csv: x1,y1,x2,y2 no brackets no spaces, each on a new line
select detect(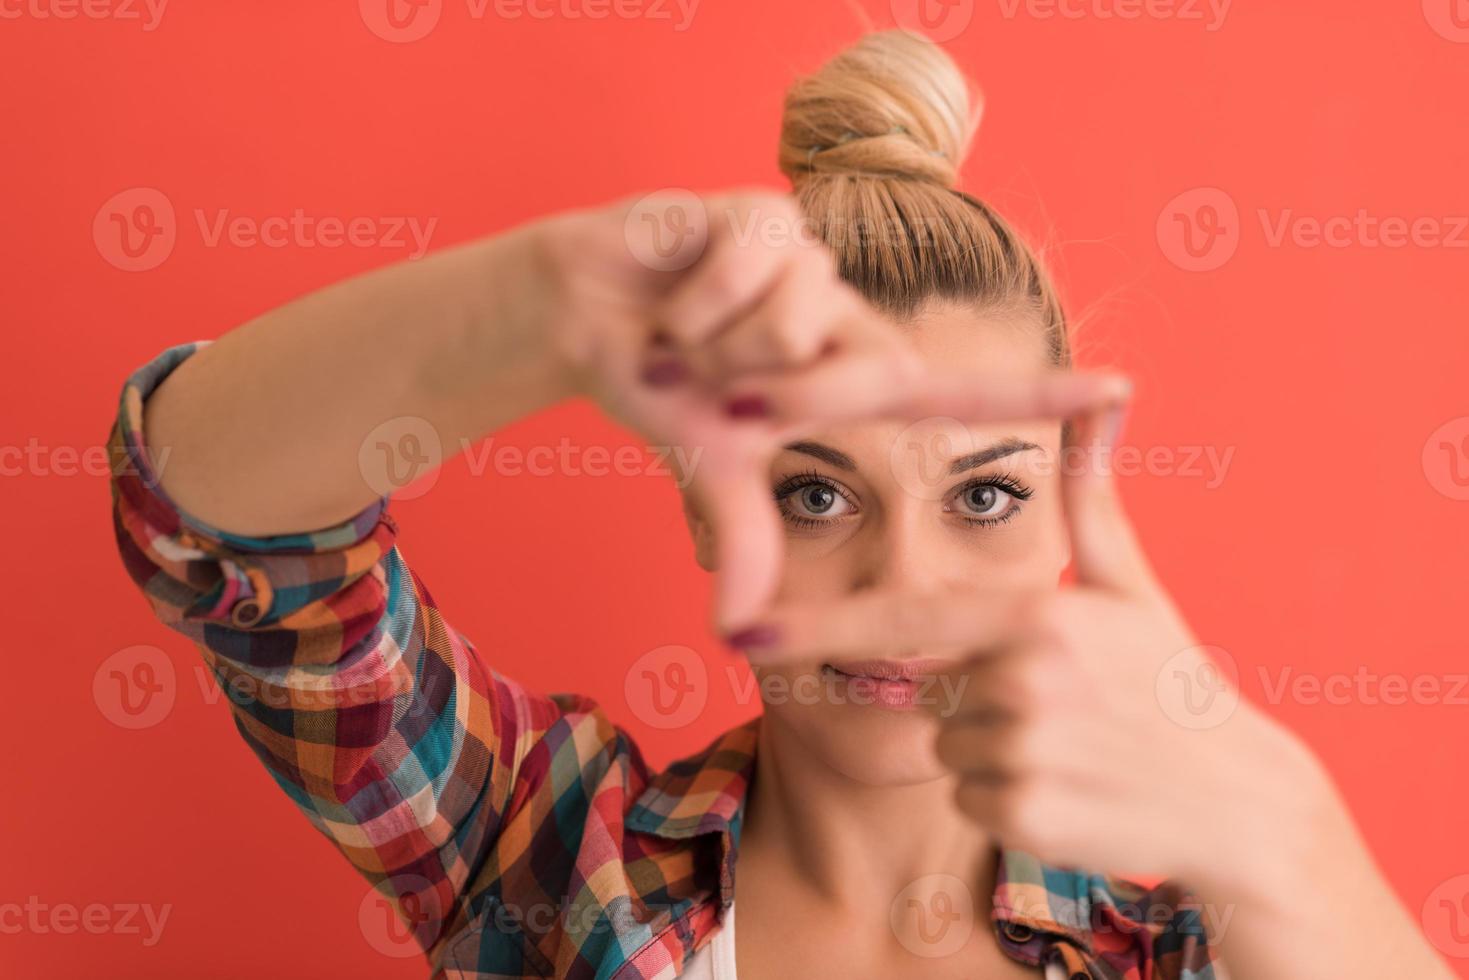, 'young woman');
109,30,1452,980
